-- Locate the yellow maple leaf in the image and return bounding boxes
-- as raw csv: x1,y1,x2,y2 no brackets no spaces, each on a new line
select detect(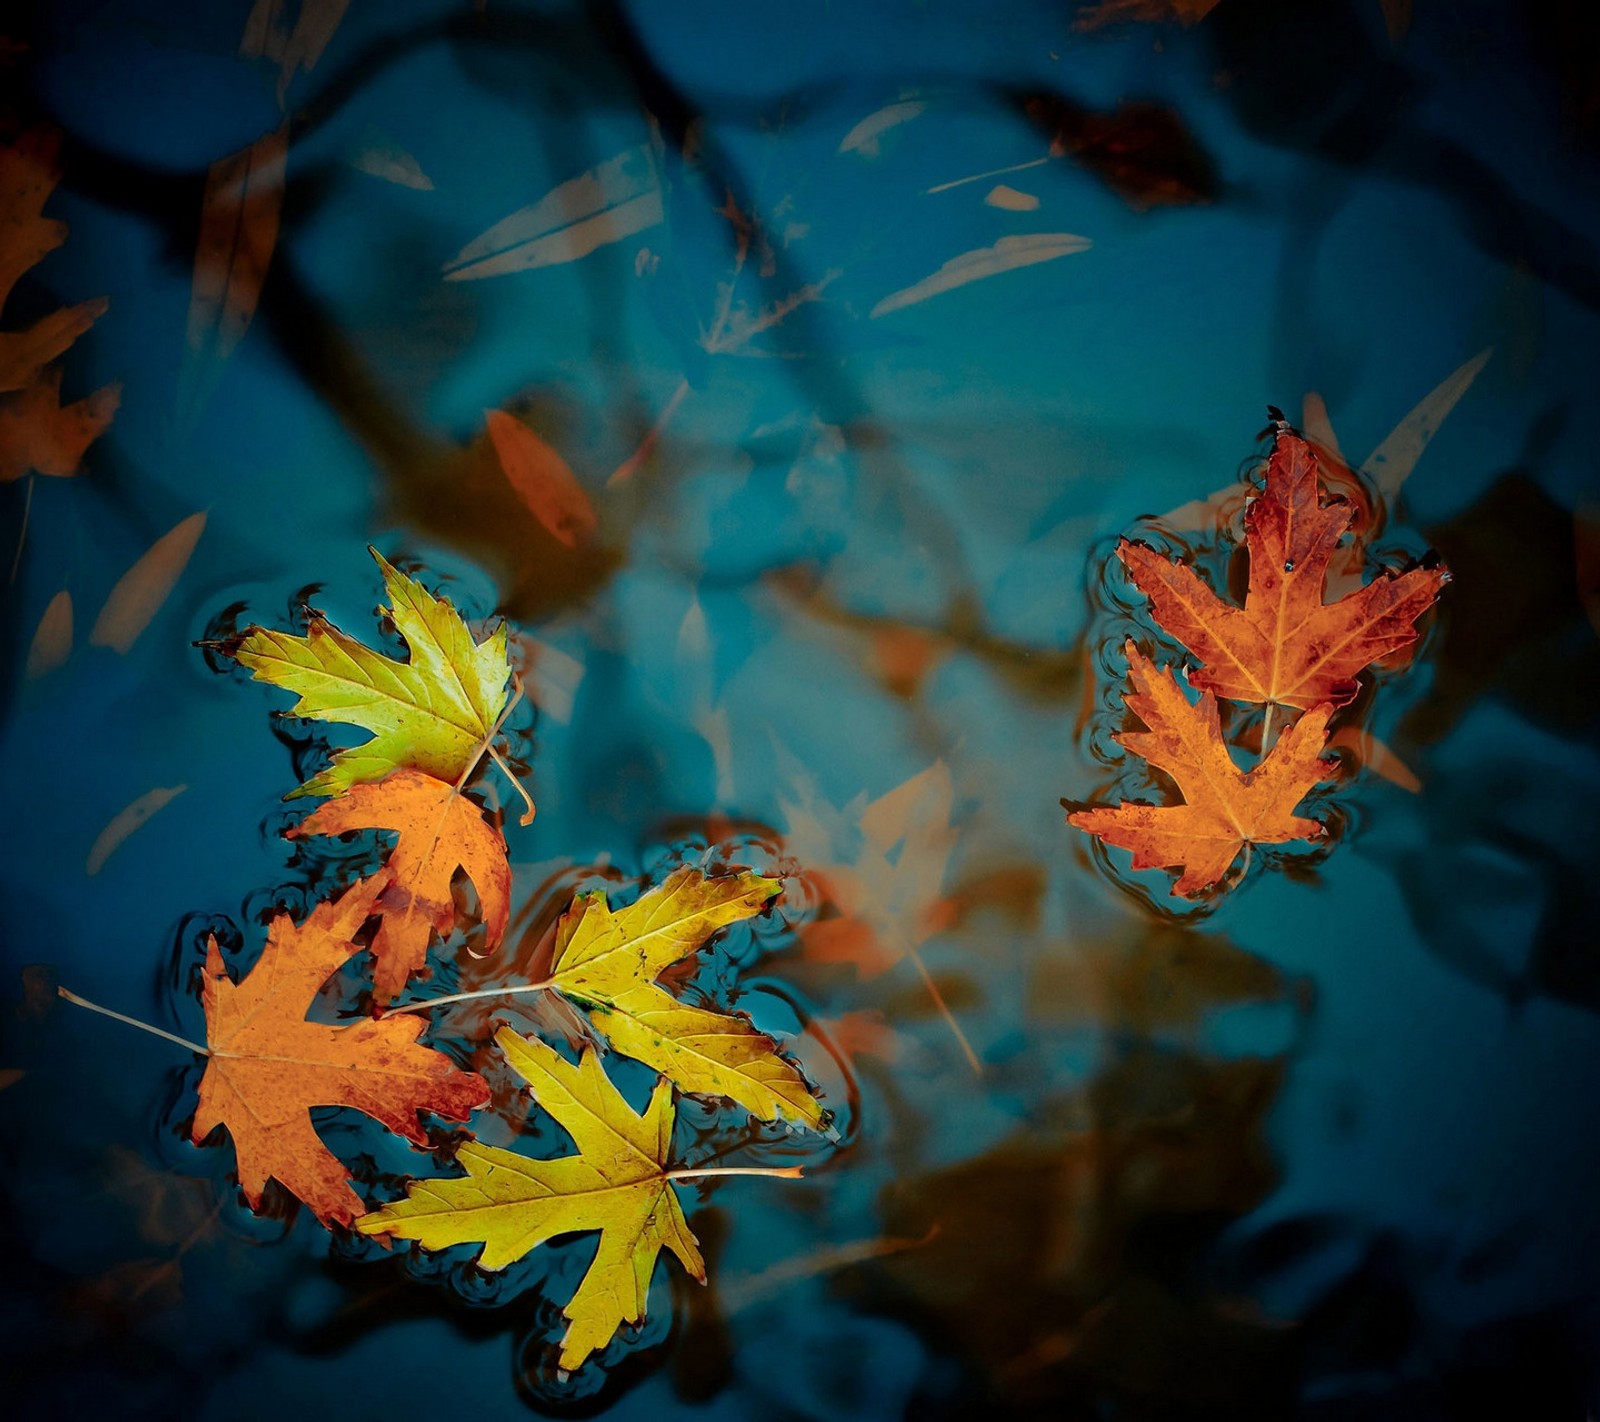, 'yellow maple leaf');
404,868,827,1131
224,547,511,798
358,1027,800,1372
